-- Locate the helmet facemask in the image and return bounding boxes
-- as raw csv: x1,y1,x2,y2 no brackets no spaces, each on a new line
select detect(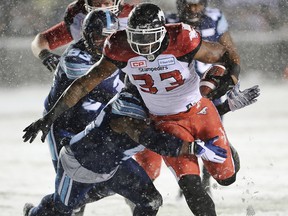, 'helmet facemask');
85,0,122,14
126,25,167,56
82,10,119,58
177,0,206,26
